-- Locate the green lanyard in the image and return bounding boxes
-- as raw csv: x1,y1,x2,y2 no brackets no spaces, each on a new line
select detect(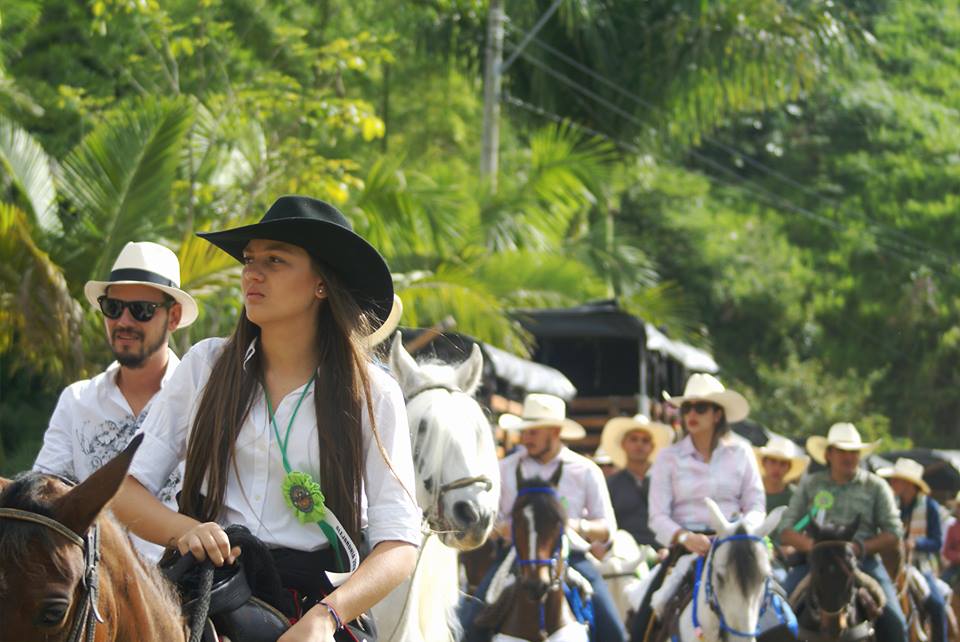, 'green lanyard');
265,374,345,570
